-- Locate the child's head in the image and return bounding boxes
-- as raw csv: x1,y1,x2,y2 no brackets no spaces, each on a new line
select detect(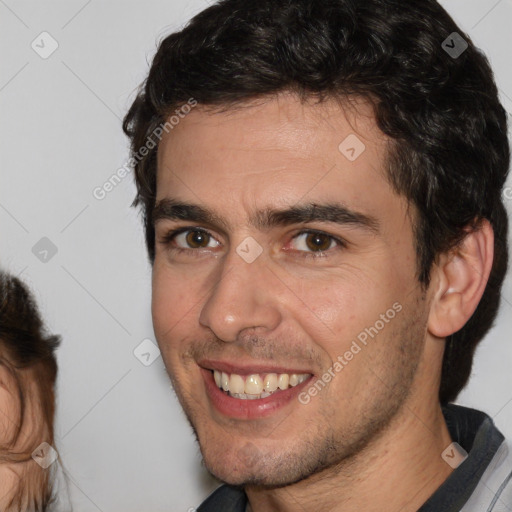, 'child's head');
0,271,60,511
